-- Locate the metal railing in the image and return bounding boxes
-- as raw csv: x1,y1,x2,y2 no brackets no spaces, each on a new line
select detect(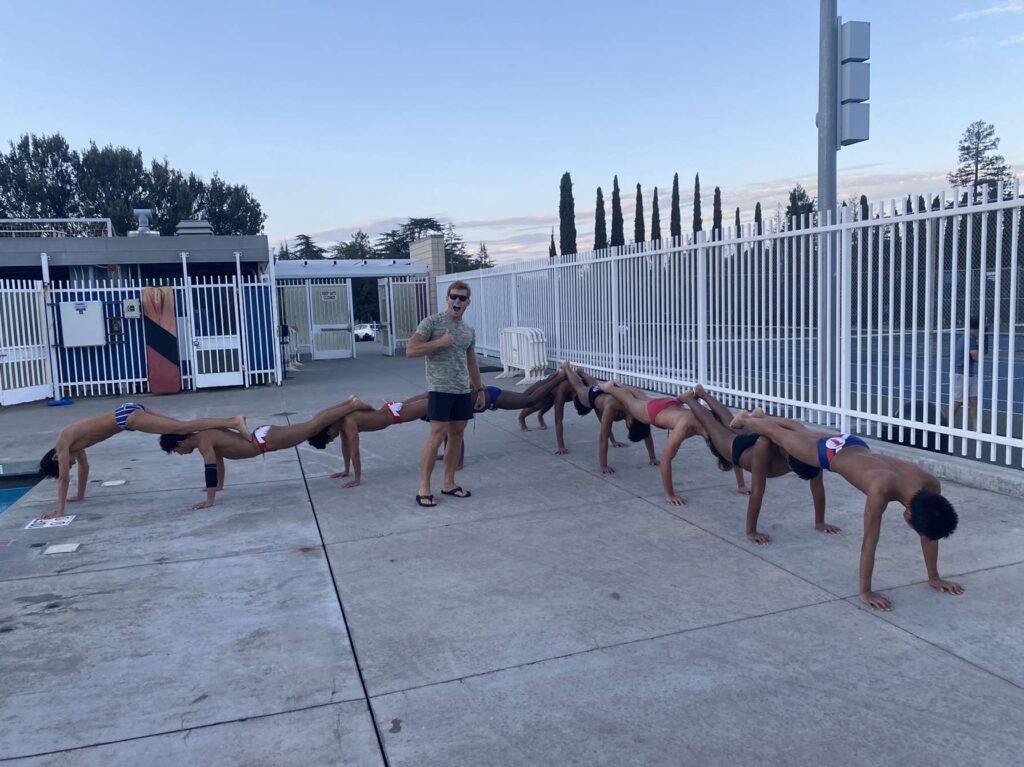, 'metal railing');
438,181,1024,467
